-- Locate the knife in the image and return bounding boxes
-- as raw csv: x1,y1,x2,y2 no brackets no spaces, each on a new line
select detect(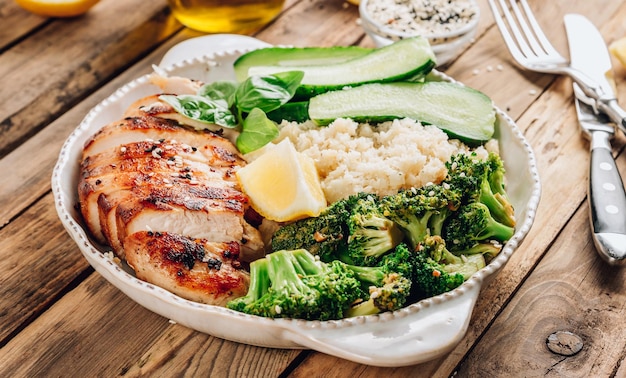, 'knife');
565,14,626,264
564,14,626,136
